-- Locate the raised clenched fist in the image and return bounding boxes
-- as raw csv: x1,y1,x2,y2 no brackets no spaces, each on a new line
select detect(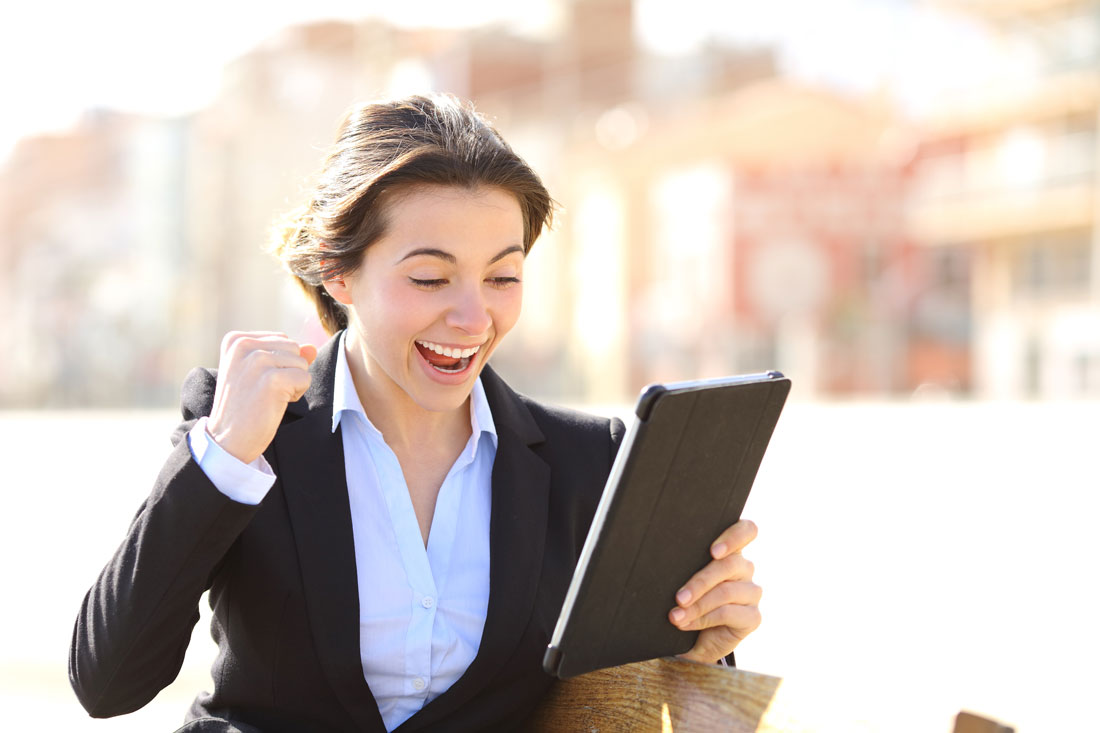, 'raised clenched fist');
206,331,318,464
